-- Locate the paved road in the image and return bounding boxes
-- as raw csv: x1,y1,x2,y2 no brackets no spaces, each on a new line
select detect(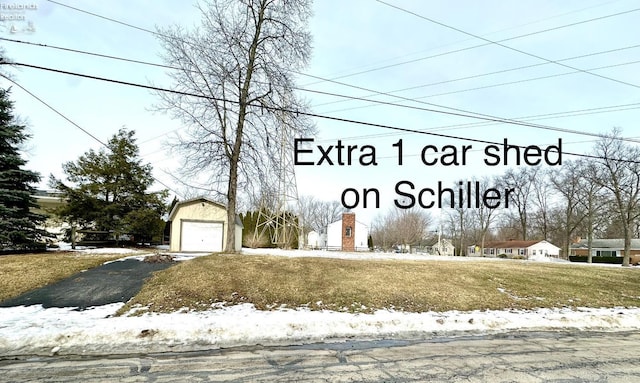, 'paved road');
2,331,639,382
